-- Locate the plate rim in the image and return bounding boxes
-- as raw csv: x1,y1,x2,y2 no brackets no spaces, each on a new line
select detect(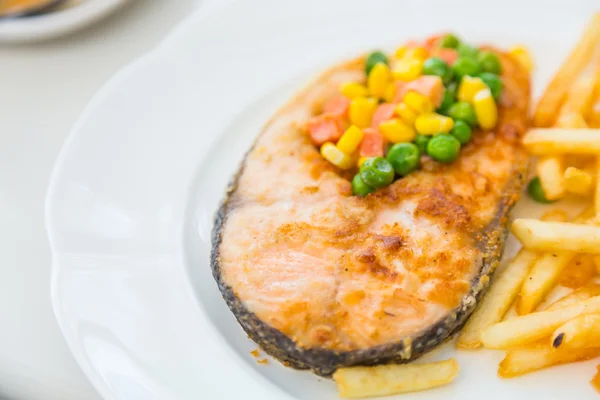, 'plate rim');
0,0,131,43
